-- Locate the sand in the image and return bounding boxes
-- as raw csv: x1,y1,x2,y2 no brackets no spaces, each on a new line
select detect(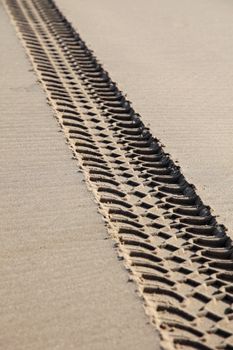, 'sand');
55,0,233,236
1,0,233,348
0,4,159,349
